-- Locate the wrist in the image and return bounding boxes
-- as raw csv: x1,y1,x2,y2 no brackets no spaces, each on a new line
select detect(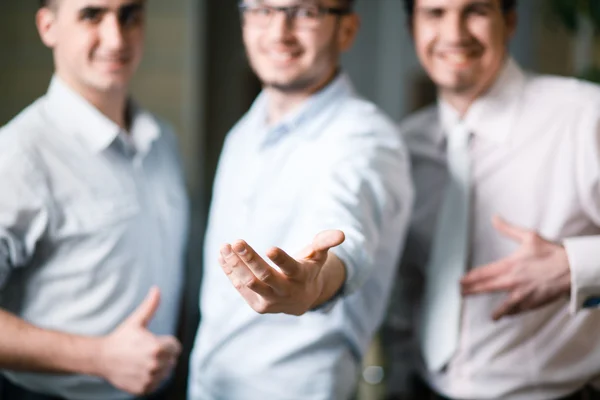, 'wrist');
310,253,346,309
81,336,107,378
558,246,572,295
